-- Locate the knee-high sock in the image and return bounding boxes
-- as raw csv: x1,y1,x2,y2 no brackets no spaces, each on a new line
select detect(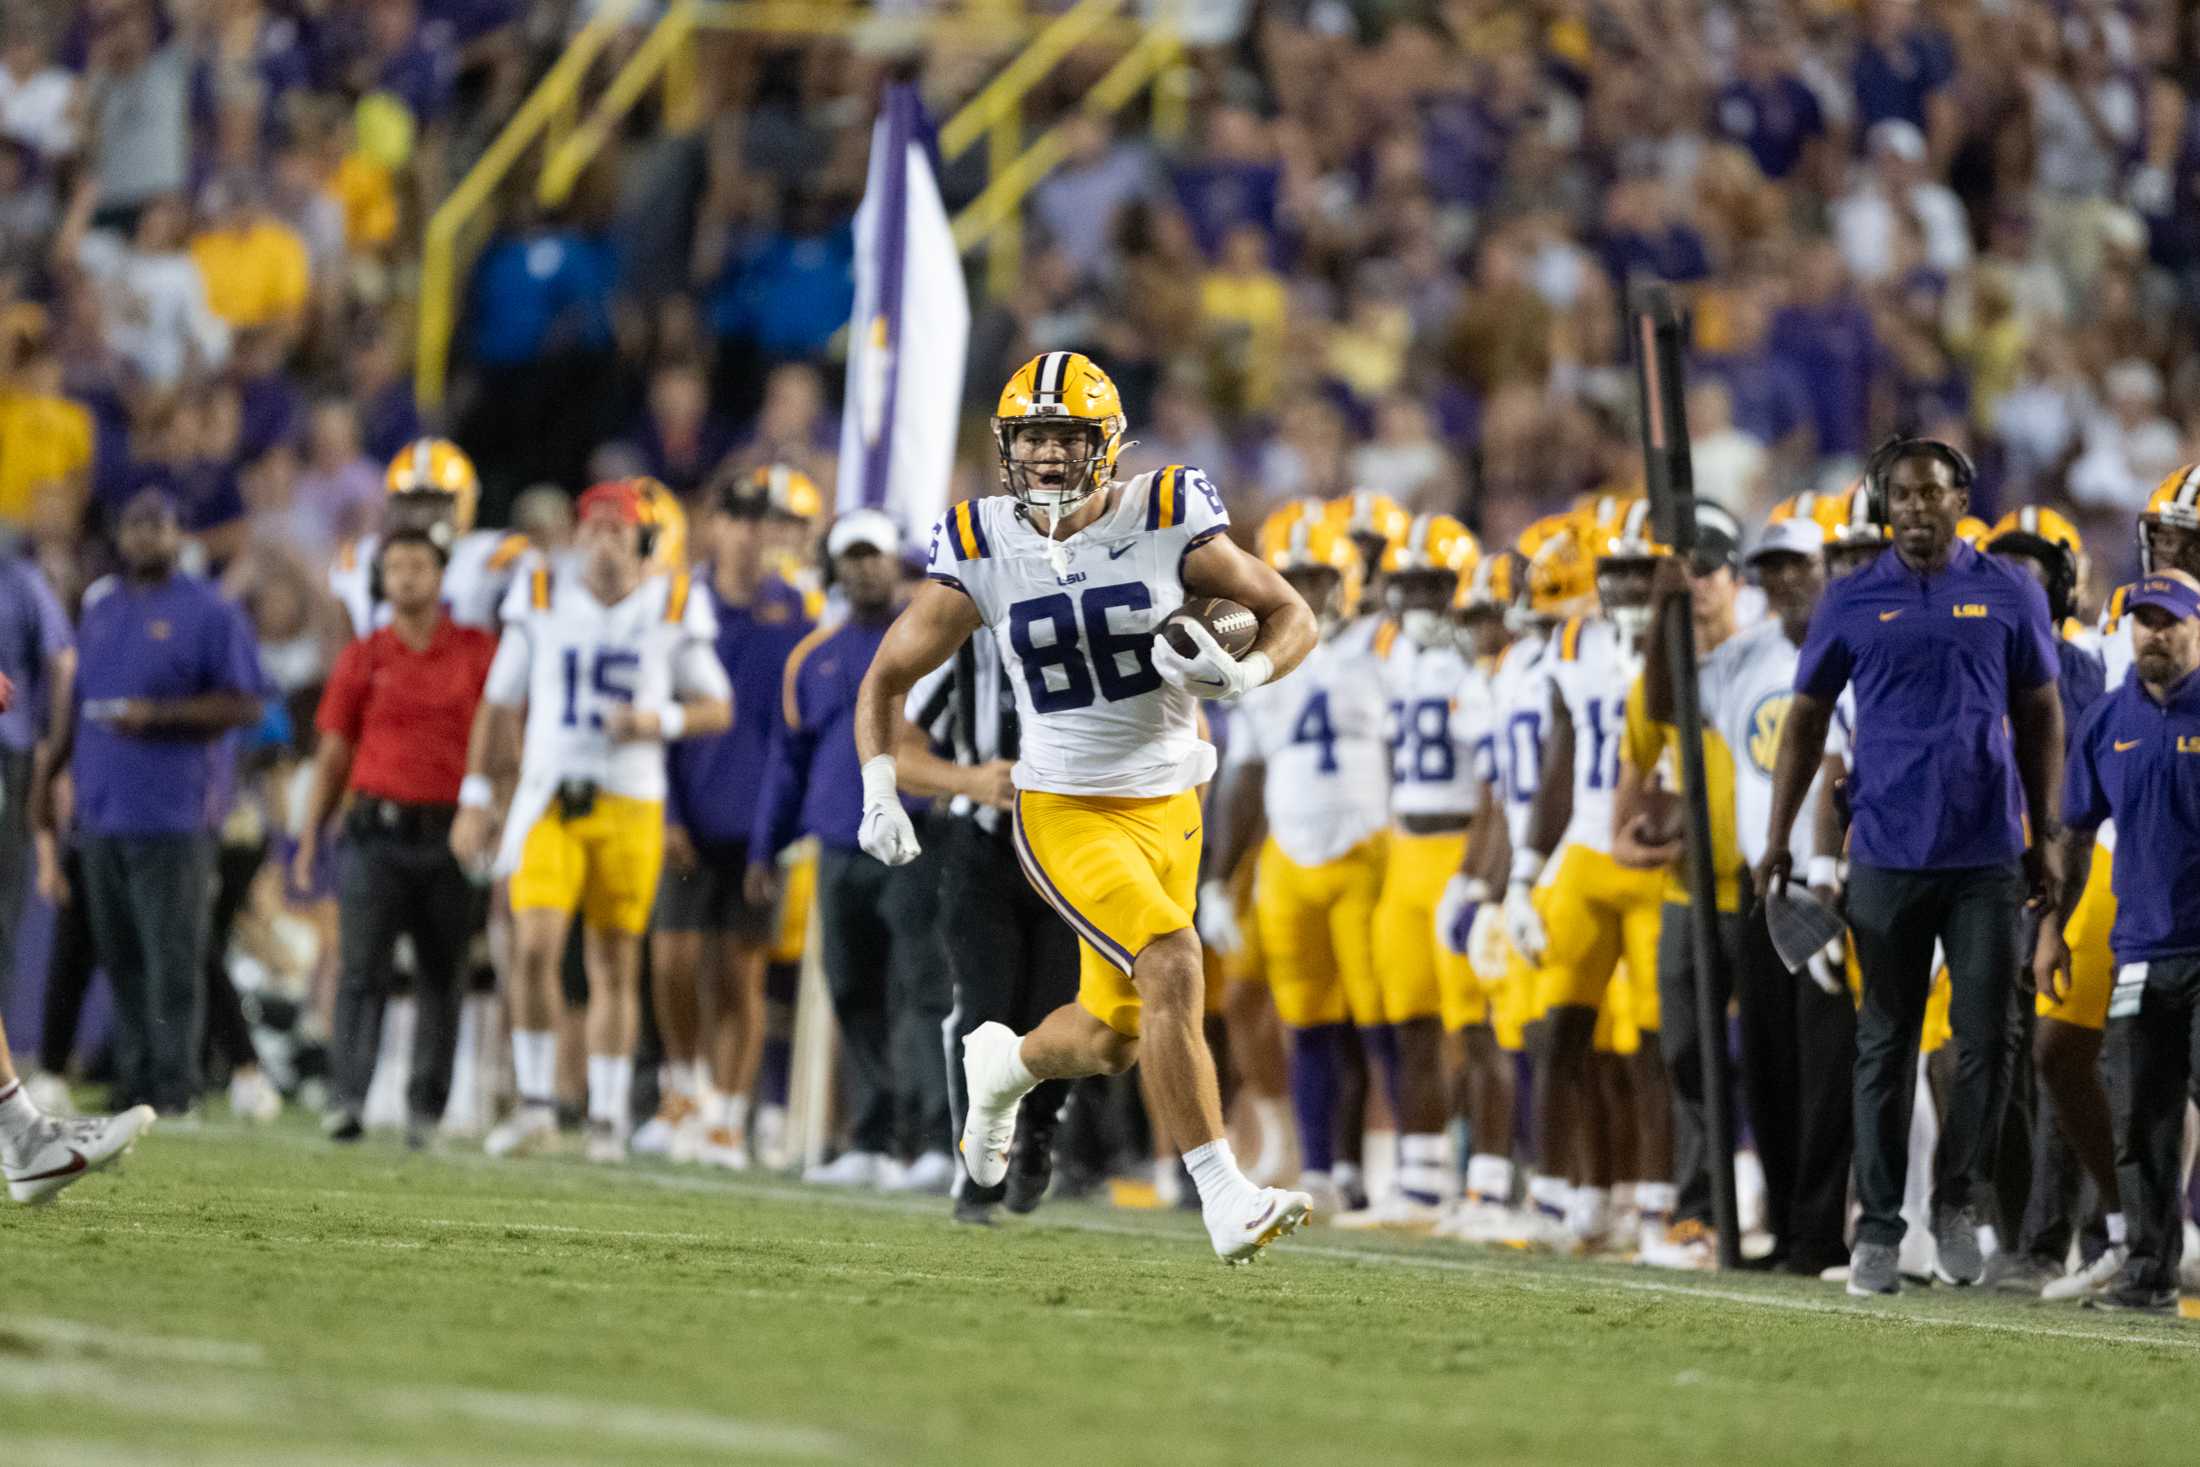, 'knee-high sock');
1290,1023,1348,1176
1360,1024,1403,1119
